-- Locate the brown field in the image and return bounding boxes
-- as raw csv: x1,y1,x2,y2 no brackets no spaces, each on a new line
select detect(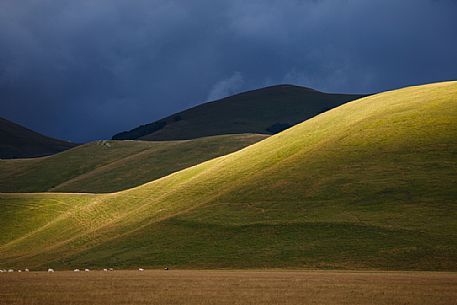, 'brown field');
0,270,456,305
